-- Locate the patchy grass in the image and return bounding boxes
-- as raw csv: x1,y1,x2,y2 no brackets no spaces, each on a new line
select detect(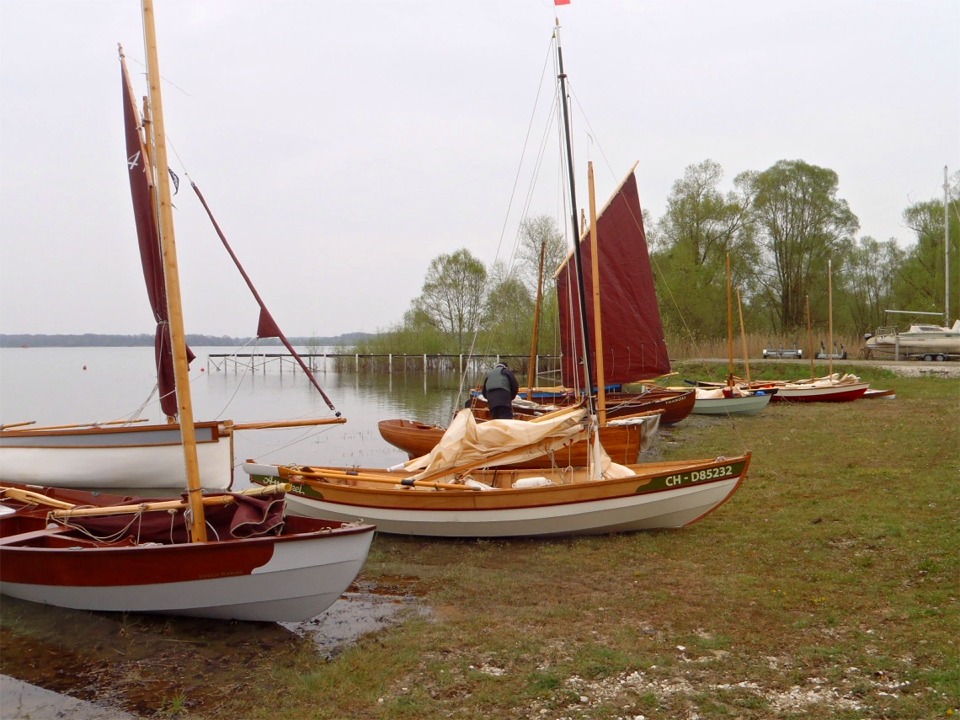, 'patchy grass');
2,373,958,719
